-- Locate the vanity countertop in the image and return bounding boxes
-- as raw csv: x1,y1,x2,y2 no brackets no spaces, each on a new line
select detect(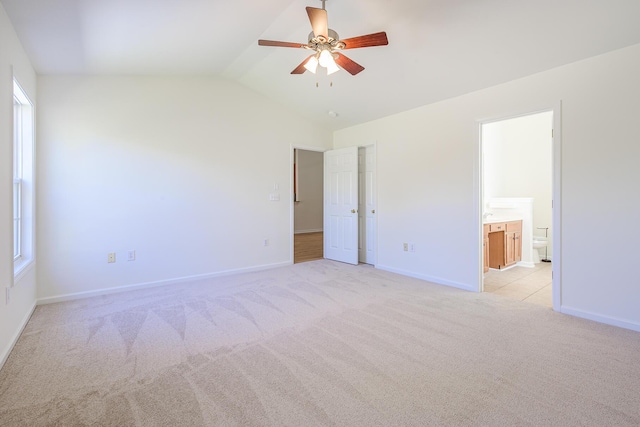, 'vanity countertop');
483,216,522,224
